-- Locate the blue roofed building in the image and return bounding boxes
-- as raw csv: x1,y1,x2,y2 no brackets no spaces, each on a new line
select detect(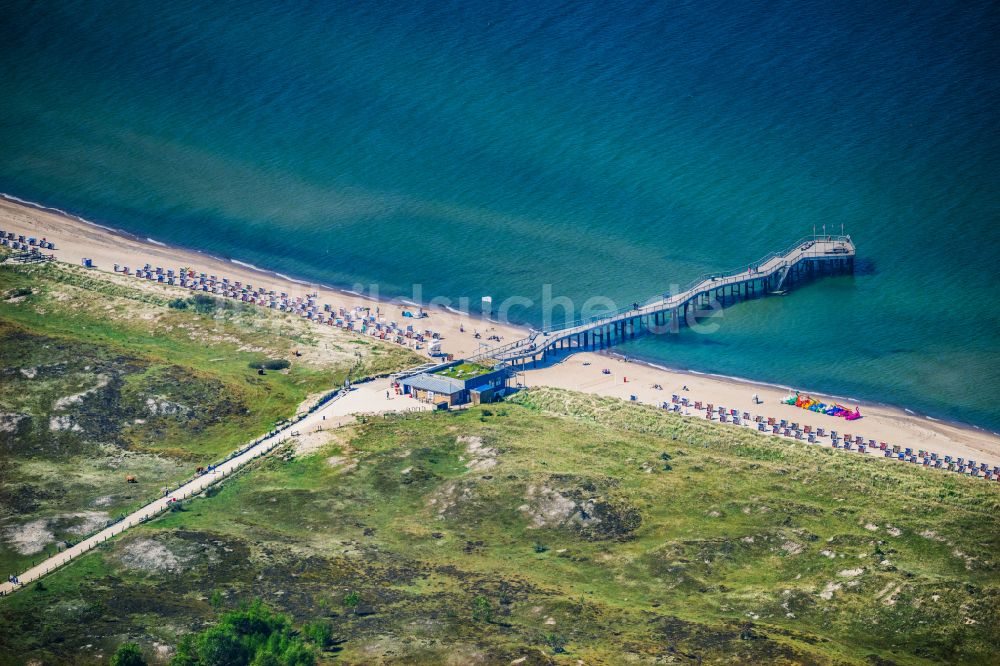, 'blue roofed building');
396,360,512,407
